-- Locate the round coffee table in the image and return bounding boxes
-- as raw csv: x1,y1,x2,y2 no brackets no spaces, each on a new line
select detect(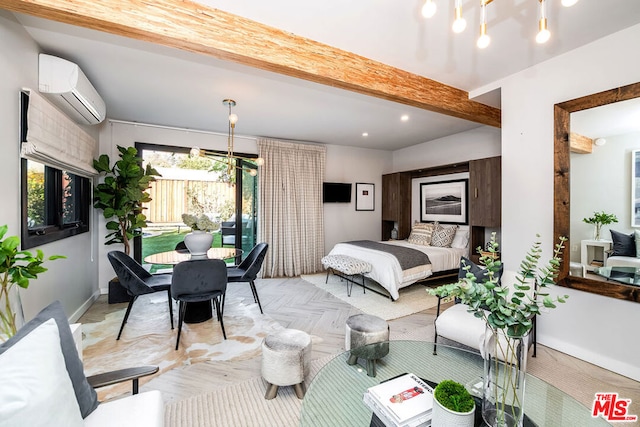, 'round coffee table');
300,341,609,426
